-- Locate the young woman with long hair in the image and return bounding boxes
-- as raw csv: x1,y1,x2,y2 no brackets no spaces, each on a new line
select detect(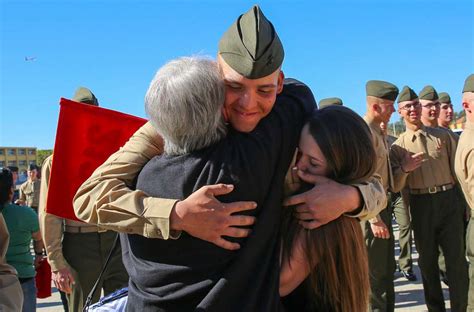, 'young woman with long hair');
280,105,376,312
